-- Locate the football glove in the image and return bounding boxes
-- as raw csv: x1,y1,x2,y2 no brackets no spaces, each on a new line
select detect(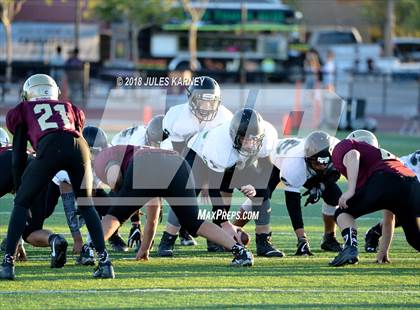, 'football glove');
303,184,325,206
128,224,142,249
